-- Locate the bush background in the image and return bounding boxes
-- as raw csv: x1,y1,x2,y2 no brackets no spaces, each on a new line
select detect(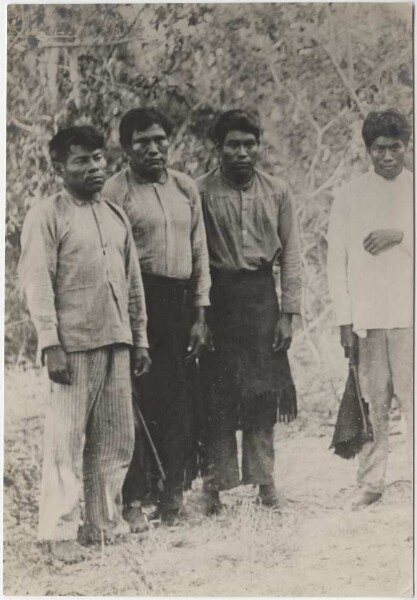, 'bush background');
6,3,413,363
